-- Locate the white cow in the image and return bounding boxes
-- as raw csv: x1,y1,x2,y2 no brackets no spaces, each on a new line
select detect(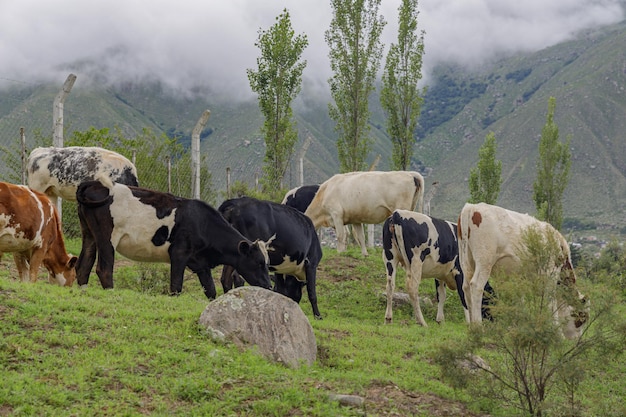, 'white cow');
457,202,588,339
304,171,425,256
27,146,139,206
